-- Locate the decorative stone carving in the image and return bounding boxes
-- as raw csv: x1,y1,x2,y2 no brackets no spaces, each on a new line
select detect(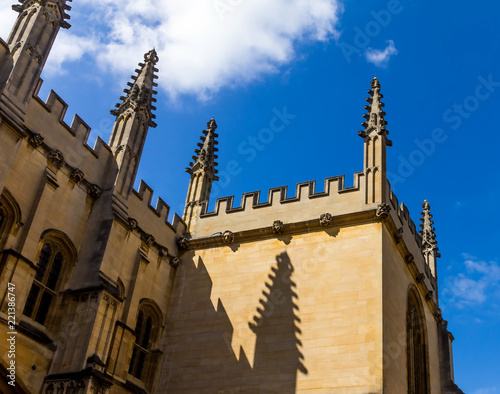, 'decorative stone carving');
272,220,284,234
170,257,180,268
425,291,434,301
159,246,169,257
28,133,44,147
375,203,391,219
319,213,333,227
48,149,64,167
223,230,234,244
416,273,425,283
103,294,118,307
394,227,404,243
128,218,138,229
88,184,102,199
405,254,414,265
70,168,84,183
90,377,109,394
177,236,189,249
141,233,155,246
